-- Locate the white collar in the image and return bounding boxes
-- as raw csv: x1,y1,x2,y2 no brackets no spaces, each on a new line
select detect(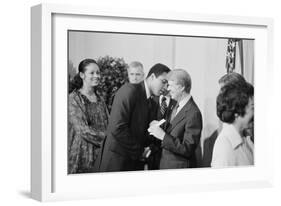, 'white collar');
174,94,191,115
159,95,171,105
222,123,243,149
178,94,191,109
144,80,151,99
